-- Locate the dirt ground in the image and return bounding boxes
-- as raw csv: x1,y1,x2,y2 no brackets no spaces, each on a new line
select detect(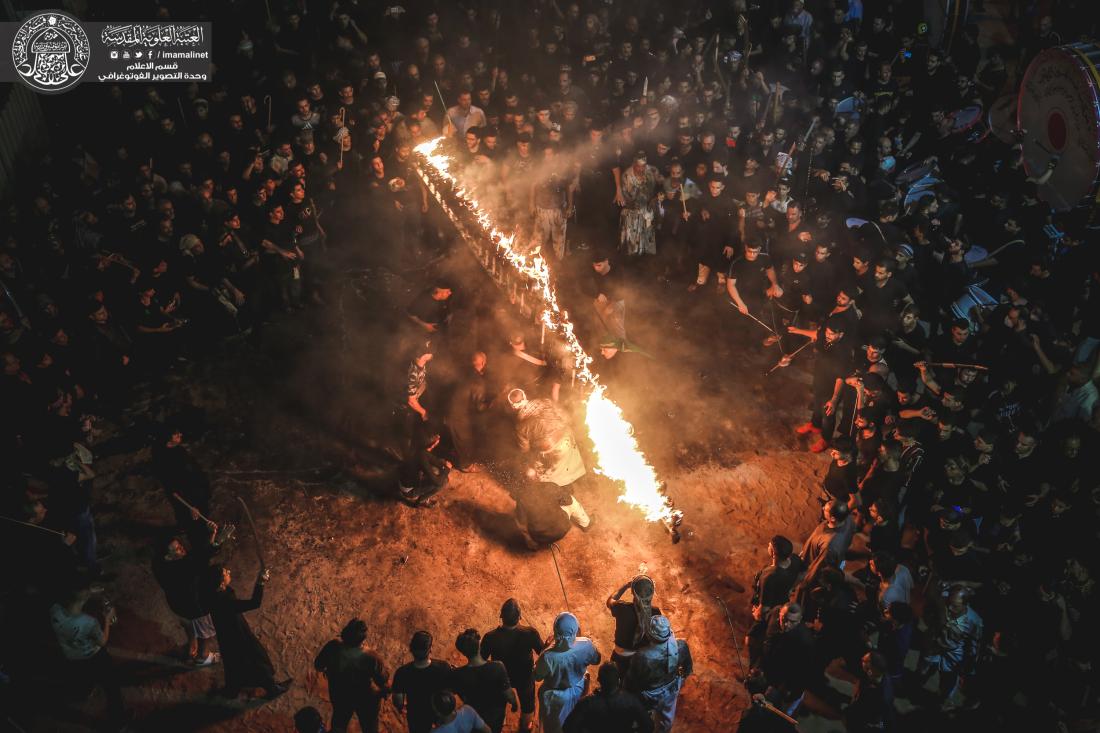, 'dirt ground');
27,197,838,733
